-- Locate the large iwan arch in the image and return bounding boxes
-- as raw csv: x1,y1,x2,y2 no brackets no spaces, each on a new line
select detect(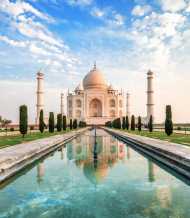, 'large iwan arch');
89,99,102,117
